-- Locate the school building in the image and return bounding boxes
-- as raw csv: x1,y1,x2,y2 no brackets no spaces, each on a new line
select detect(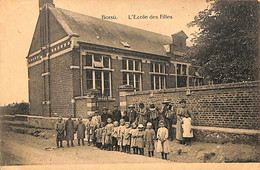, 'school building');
27,0,203,117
